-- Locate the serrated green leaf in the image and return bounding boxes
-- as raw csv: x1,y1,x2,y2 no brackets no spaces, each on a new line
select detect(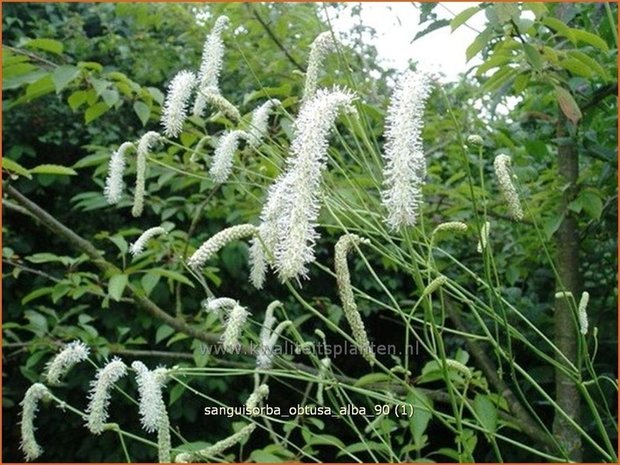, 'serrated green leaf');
522,43,543,71
25,75,54,99
466,28,492,62
133,101,151,126
3,158,32,179
24,38,63,55
579,191,603,220
52,65,80,93
559,58,594,78
156,325,175,343
108,274,128,302
85,102,110,124
30,164,77,176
